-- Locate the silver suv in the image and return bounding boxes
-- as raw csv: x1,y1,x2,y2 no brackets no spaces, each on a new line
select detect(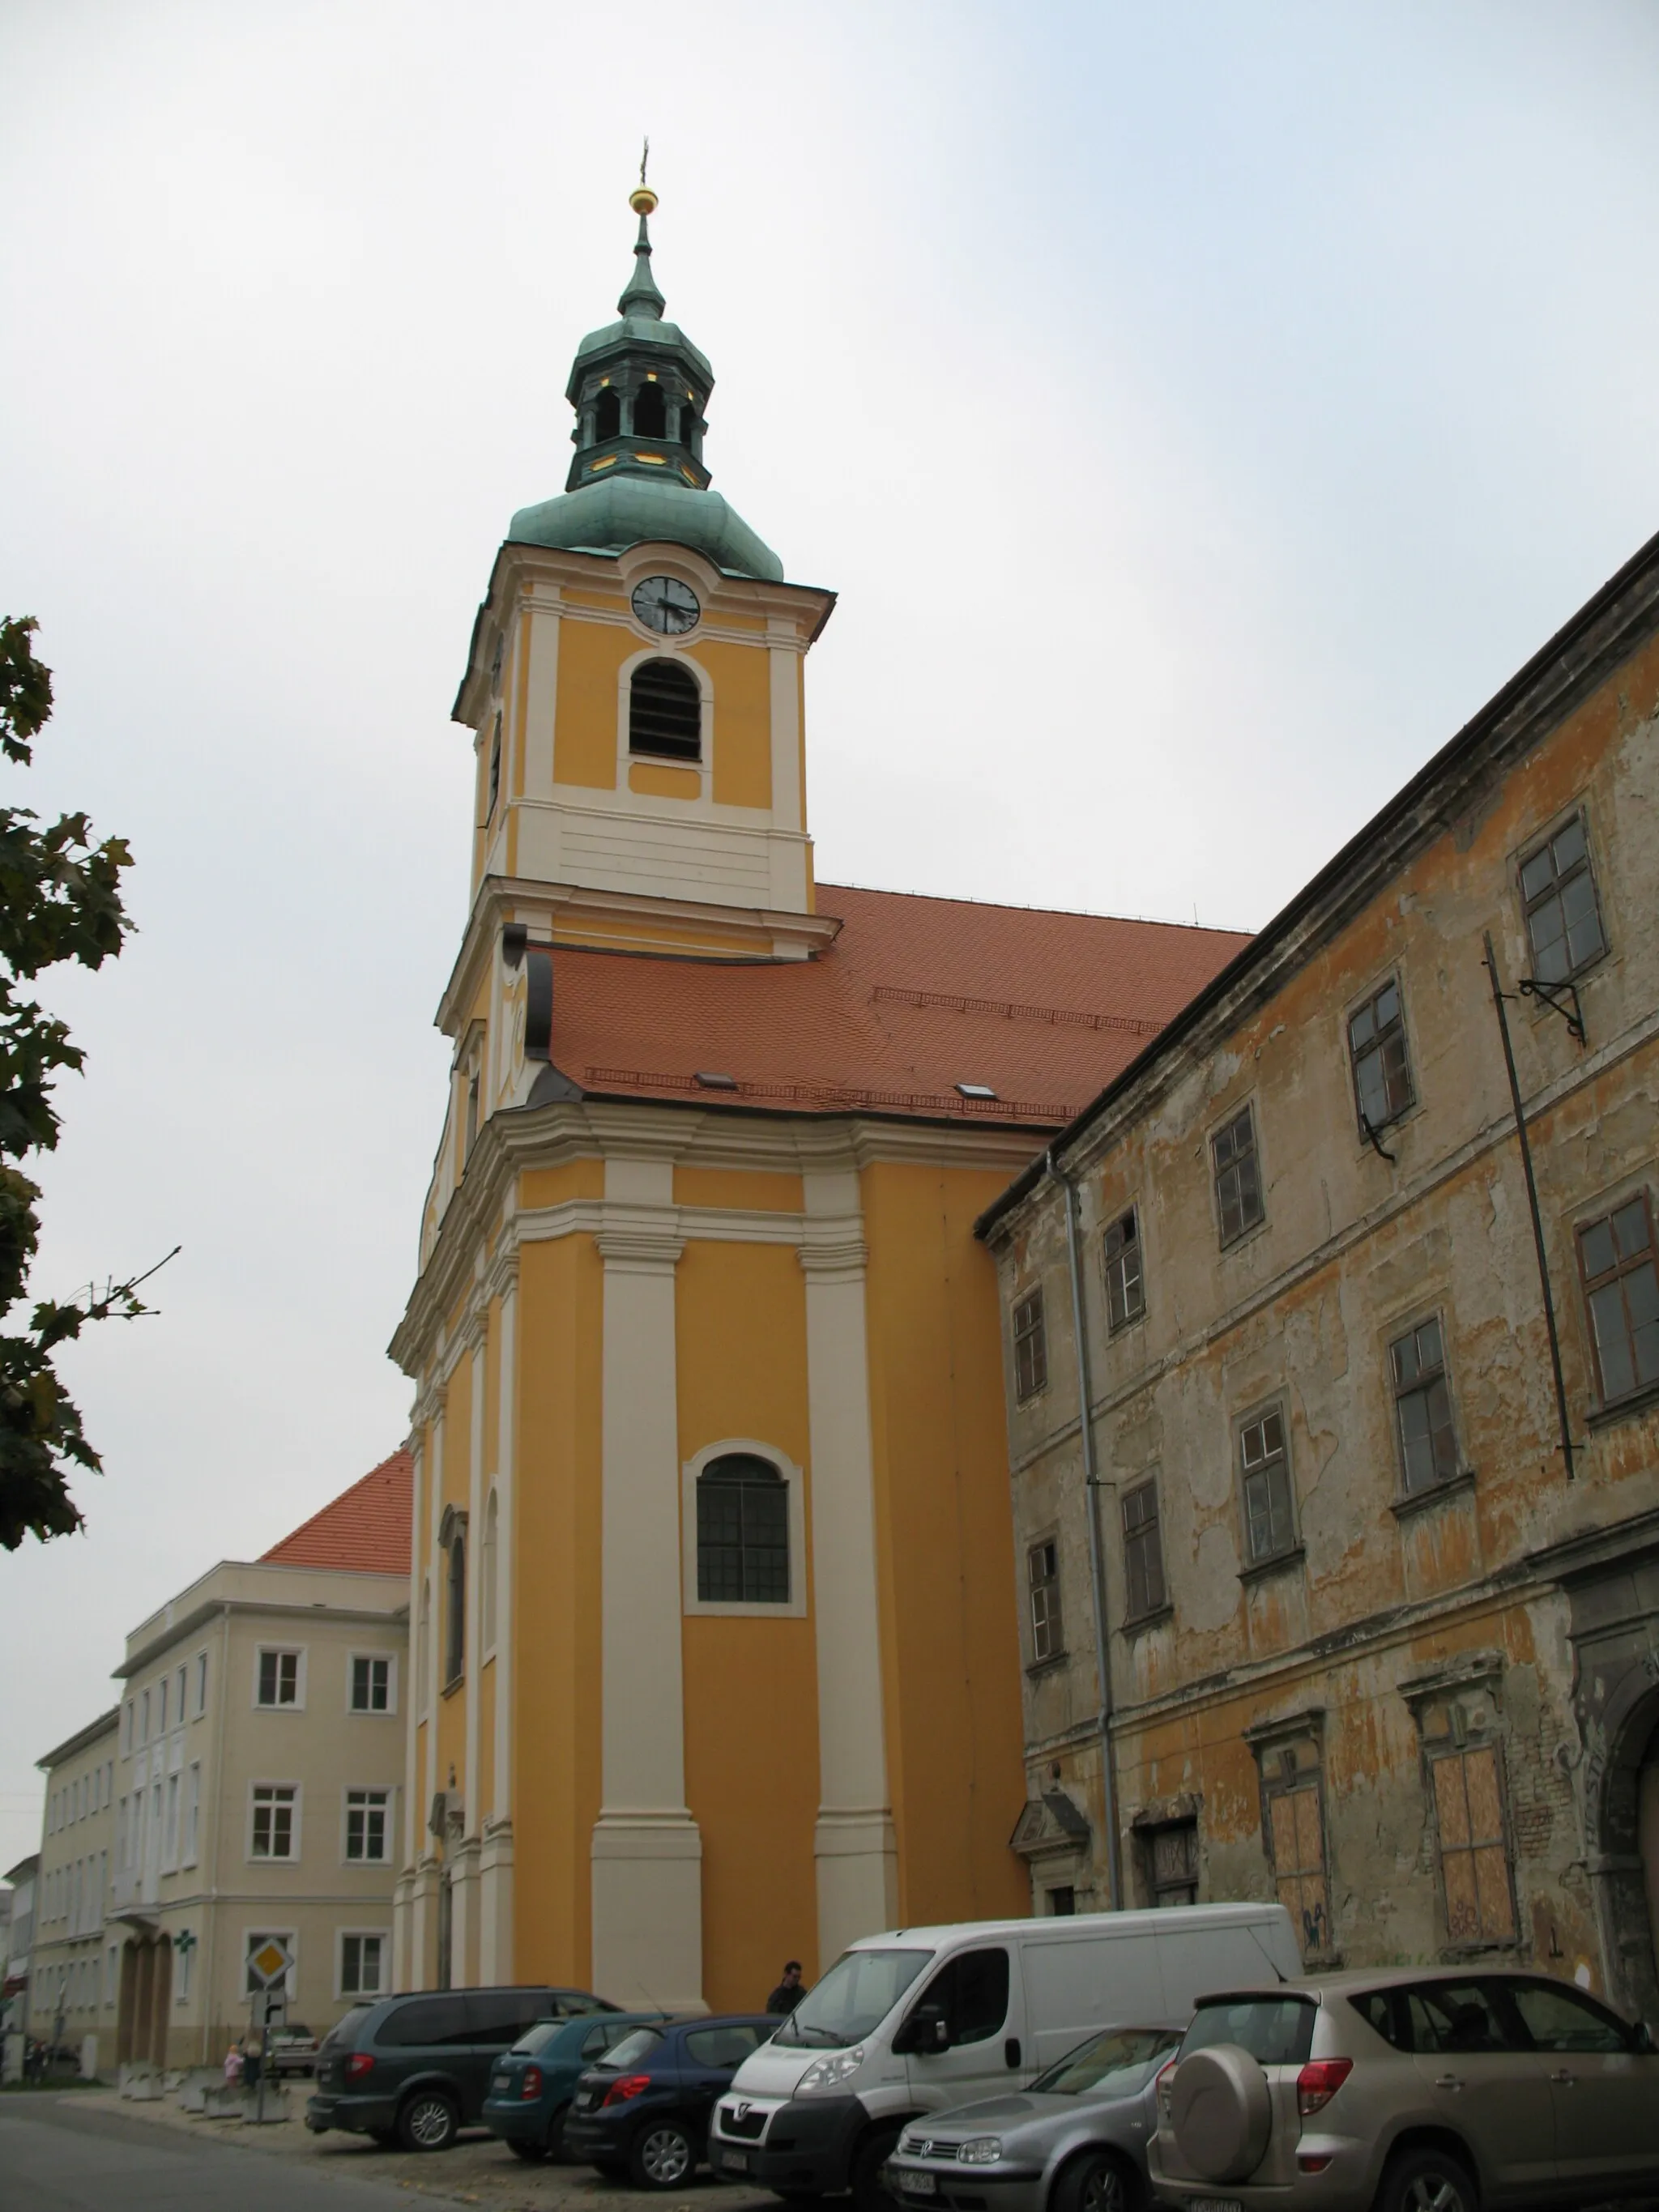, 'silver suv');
1149,1967,1658,2212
